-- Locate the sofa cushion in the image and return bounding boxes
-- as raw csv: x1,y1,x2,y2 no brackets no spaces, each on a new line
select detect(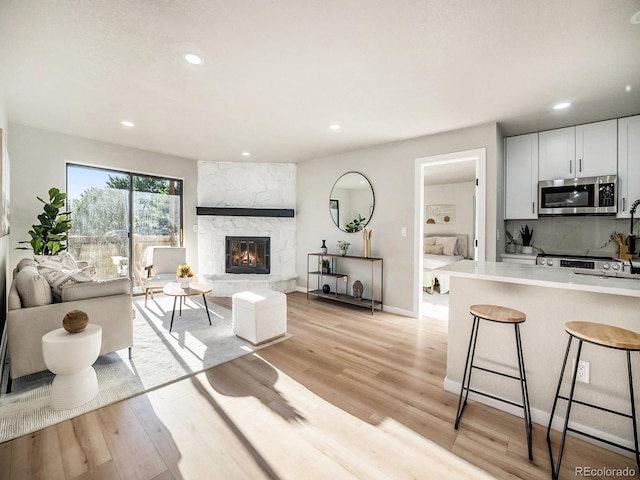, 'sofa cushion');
38,265,97,302
62,277,131,302
17,258,37,272
15,266,53,307
34,252,77,270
